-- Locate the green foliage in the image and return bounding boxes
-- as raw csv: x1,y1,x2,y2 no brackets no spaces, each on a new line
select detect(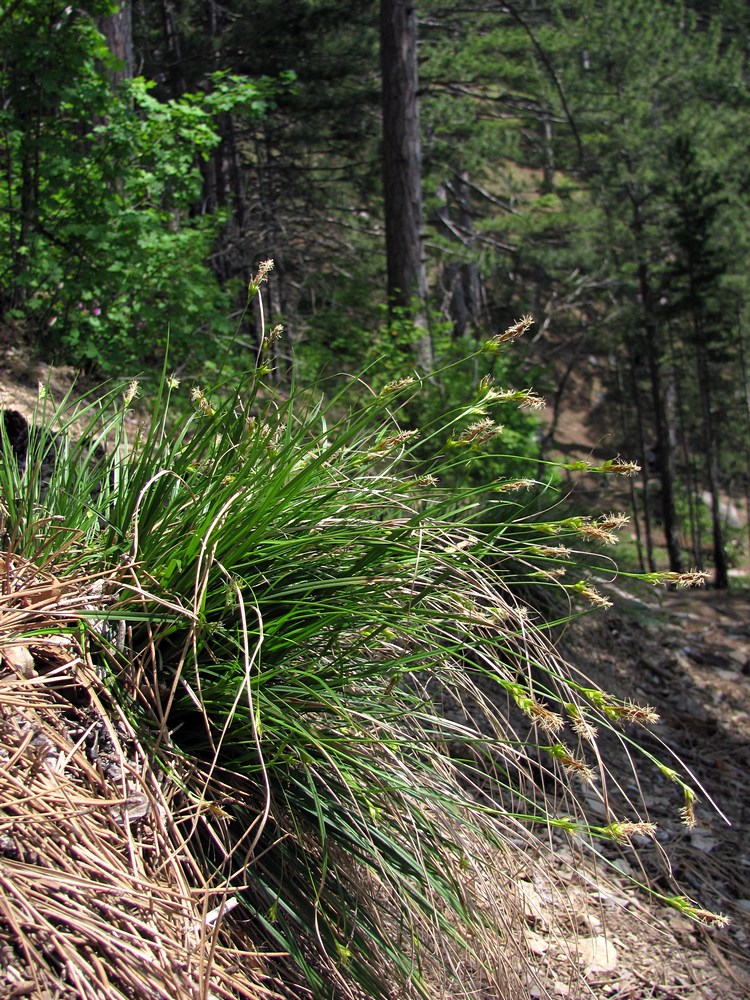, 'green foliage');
5,0,750,582
299,303,549,487
131,0,384,362
421,0,750,579
0,4,271,372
